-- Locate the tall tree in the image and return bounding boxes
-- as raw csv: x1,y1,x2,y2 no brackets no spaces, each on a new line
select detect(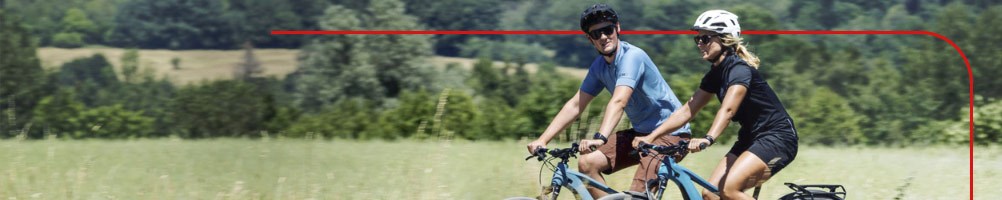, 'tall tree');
972,6,1002,98
233,41,263,80
899,2,971,121
225,0,303,48
0,9,46,137
290,0,432,111
402,0,504,56
52,8,96,47
56,54,121,106
110,0,233,49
